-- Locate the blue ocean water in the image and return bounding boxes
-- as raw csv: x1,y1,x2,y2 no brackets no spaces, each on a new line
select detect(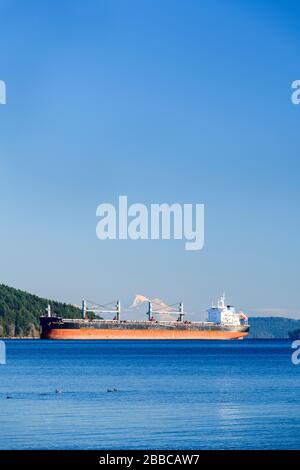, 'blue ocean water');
0,339,299,450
